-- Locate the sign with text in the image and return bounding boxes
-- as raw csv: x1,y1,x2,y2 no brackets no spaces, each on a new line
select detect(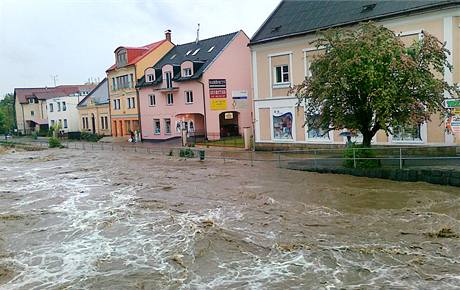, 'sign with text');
209,79,226,88
232,90,248,109
209,89,227,98
210,99,227,110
